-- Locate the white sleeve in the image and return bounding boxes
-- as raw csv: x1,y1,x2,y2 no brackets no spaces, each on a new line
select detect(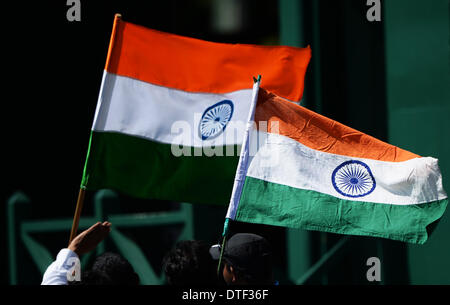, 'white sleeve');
41,248,79,285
